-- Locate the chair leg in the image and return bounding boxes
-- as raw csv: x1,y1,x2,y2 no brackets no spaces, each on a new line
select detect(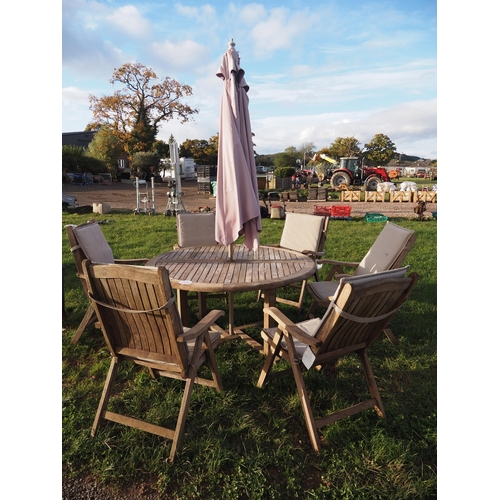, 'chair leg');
256,332,283,387
305,300,318,320
71,305,97,344
203,335,223,391
92,356,119,437
287,339,321,452
383,327,399,345
296,280,307,310
359,350,386,419
168,368,196,462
